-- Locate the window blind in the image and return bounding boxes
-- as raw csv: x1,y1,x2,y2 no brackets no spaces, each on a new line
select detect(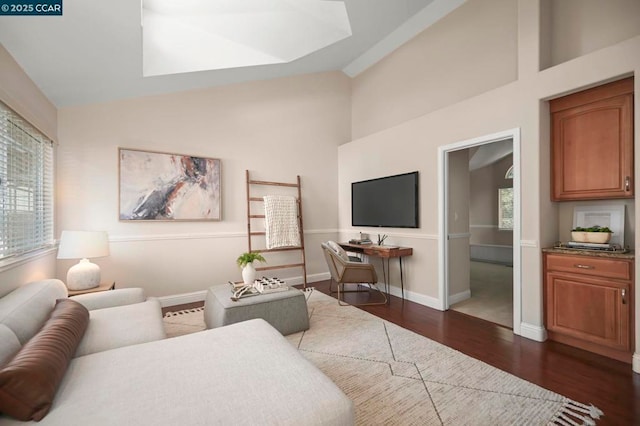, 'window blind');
0,101,54,260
